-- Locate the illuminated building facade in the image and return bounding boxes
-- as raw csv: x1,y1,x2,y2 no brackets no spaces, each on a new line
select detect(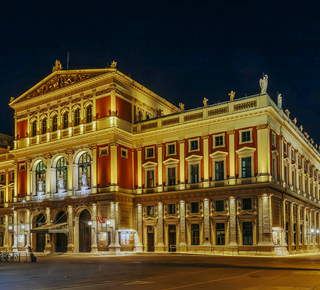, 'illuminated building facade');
0,61,319,255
